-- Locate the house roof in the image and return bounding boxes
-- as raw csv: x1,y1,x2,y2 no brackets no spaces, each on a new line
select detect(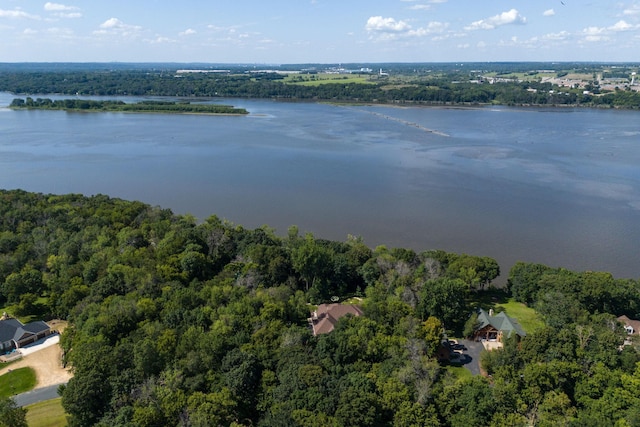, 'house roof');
0,318,24,343
476,309,526,338
311,304,363,335
618,315,640,335
0,318,51,346
21,320,50,335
